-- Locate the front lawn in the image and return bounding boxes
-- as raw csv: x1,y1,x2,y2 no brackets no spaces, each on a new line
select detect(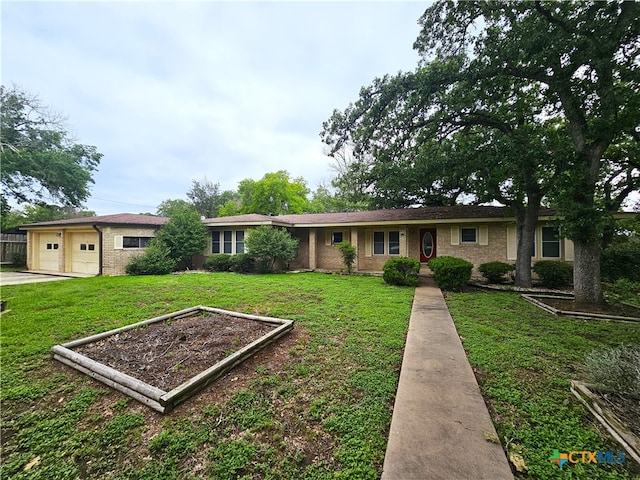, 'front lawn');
0,273,414,479
2,273,639,479
445,290,640,480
